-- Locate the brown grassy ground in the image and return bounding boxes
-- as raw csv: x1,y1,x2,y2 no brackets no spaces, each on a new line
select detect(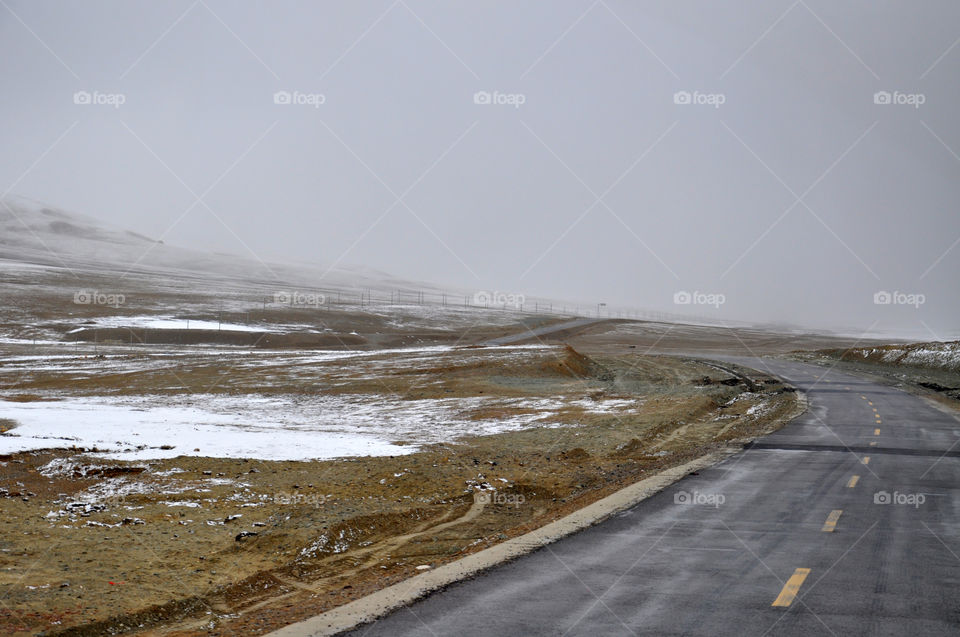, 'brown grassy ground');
560,320,893,357
0,343,800,637
0,264,566,351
